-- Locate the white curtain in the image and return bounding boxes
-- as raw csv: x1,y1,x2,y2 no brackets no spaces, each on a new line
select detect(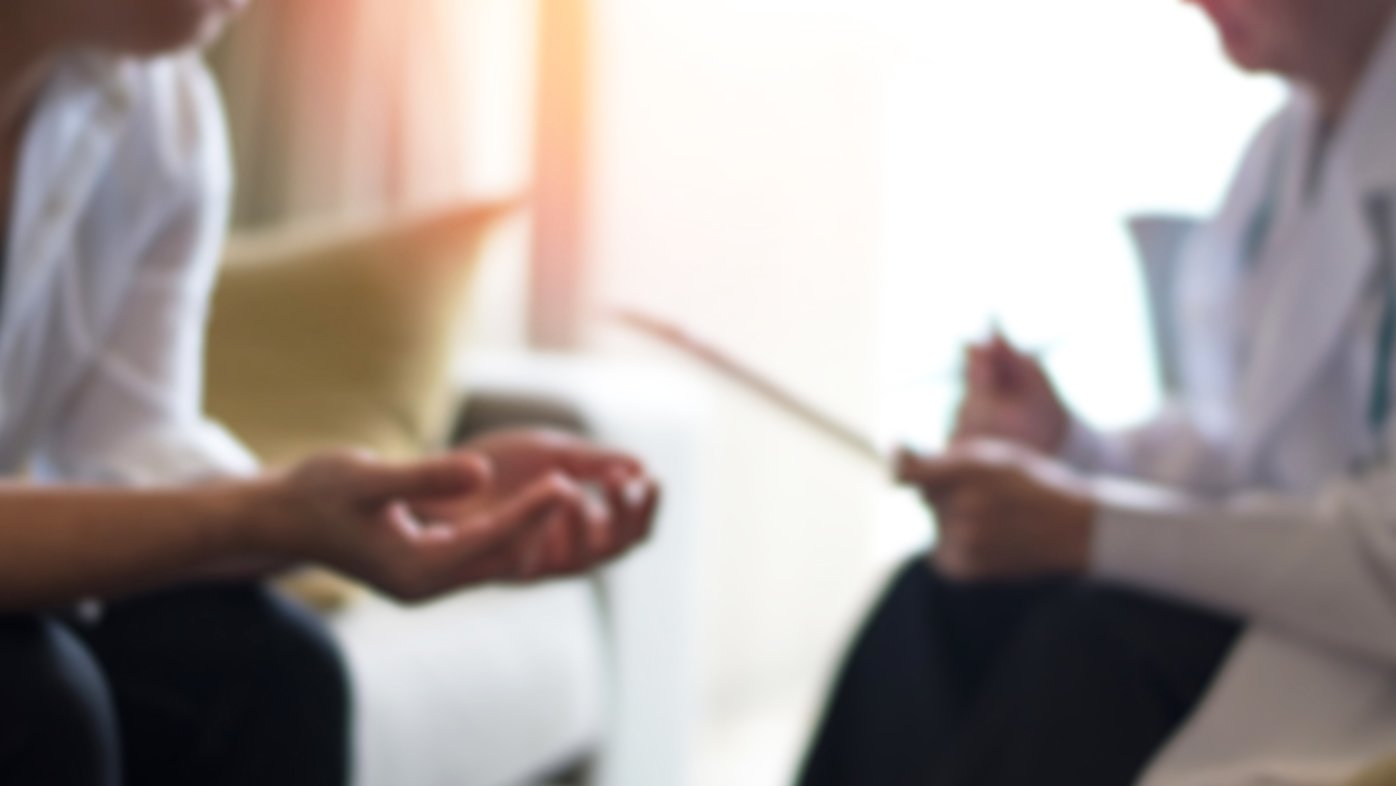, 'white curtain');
208,0,536,229
207,0,542,349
